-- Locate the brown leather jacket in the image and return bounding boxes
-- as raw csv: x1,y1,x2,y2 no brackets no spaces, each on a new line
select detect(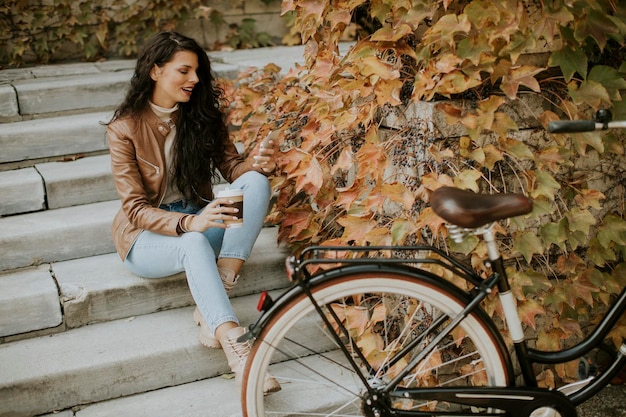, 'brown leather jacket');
107,108,263,260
